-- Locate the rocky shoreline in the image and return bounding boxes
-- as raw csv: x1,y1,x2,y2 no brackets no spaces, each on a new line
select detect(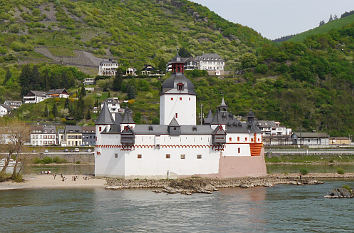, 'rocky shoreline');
105,174,330,195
